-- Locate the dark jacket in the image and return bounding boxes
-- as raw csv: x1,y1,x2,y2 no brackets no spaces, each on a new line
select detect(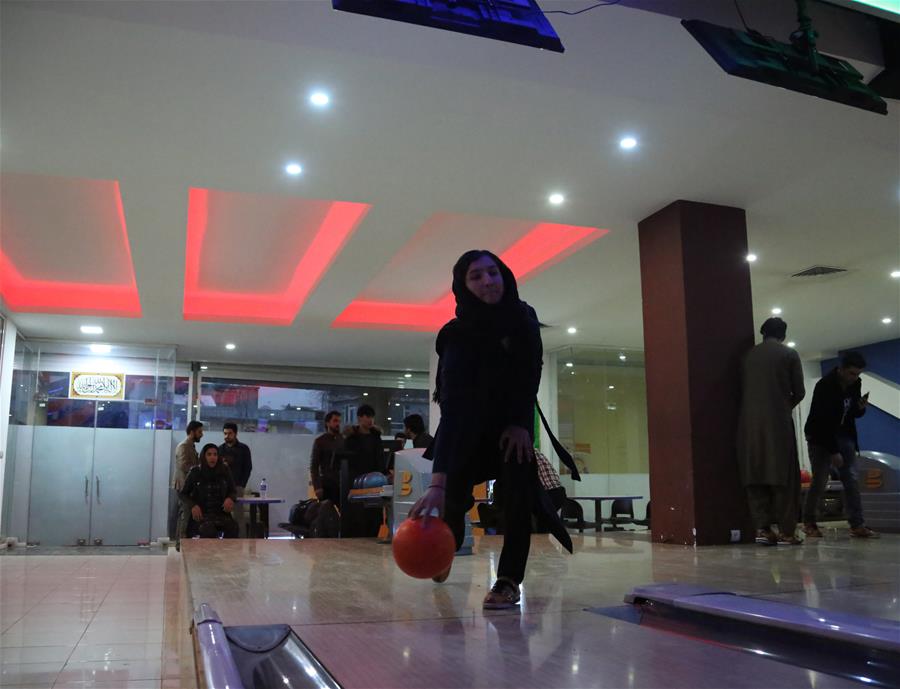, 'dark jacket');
426,312,542,478
412,432,434,449
181,461,237,516
344,426,385,475
219,440,252,488
804,368,866,453
310,431,345,491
